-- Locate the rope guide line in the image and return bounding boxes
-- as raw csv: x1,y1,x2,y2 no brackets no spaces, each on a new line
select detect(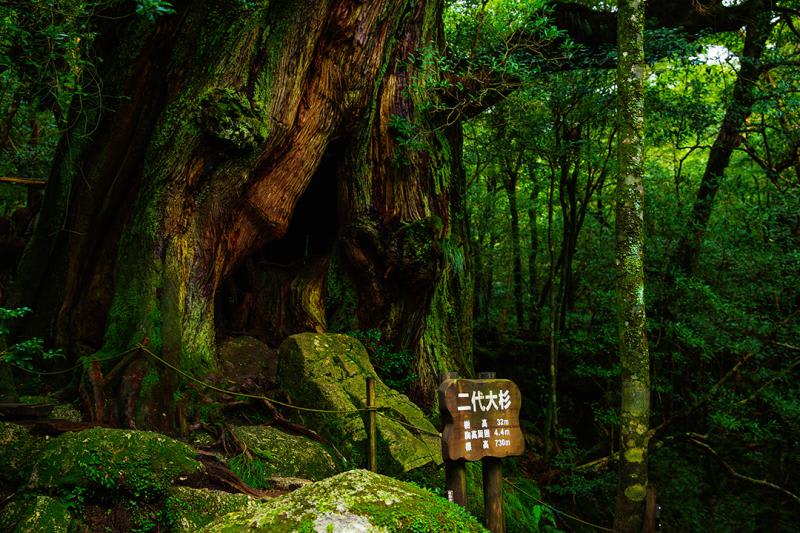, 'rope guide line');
138,343,442,437
2,346,139,376
503,477,613,532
